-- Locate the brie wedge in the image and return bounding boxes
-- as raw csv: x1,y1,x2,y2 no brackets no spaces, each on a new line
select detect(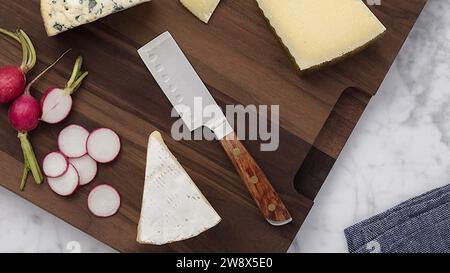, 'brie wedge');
41,0,151,36
137,131,221,245
180,0,221,23
256,0,386,73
